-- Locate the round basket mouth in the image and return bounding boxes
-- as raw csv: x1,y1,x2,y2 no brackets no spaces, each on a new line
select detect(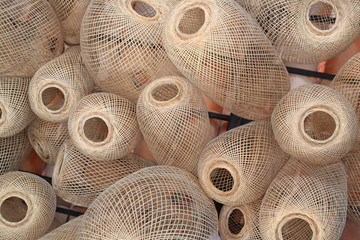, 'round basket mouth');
40,85,67,114
148,80,184,107
30,134,50,161
55,145,66,180
128,0,159,21
306,0,339,35
0,102,6,126
81,115,112,146
226,207,247,237
276,214,318,240
301,107,339,144
0,193,31,226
